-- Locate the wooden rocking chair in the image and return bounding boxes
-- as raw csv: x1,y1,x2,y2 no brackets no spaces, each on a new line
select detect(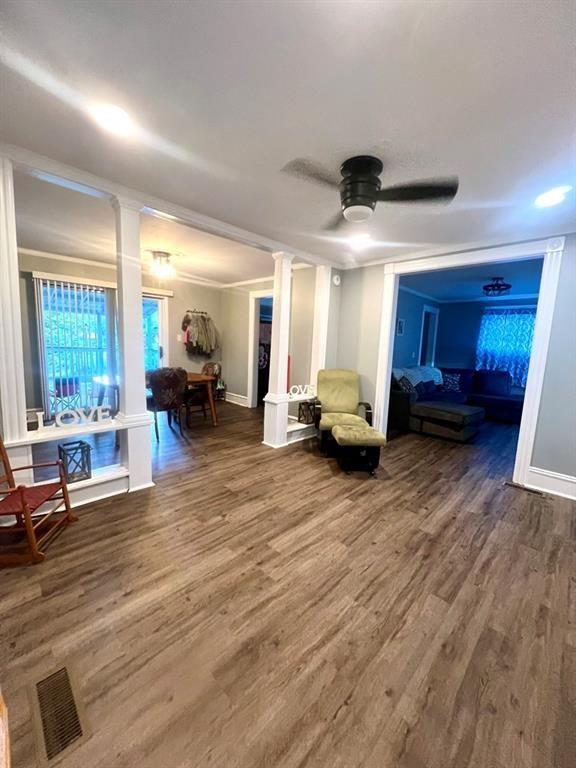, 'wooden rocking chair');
0,434,77,566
